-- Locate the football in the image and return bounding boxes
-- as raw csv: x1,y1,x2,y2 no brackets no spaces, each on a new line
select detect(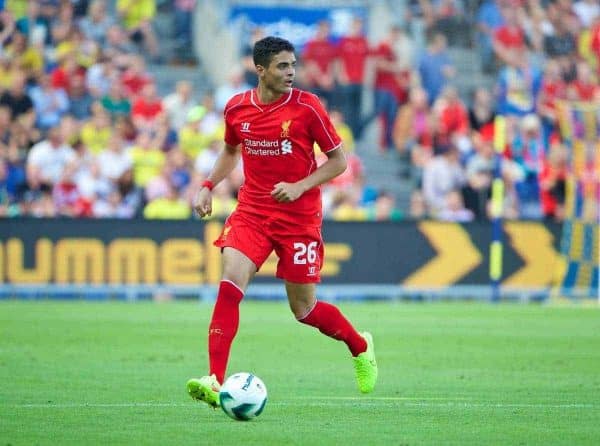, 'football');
219,372,268,421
